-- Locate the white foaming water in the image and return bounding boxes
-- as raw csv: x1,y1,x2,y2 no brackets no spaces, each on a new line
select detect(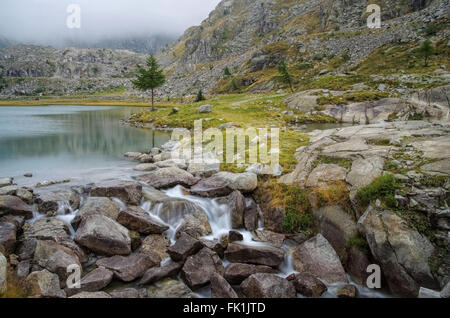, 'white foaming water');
55,200,78,237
